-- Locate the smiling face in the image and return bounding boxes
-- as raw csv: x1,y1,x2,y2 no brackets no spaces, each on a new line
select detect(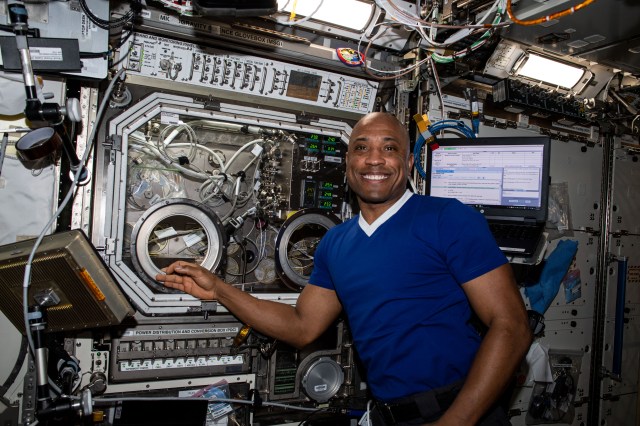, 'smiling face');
346,112,414,222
